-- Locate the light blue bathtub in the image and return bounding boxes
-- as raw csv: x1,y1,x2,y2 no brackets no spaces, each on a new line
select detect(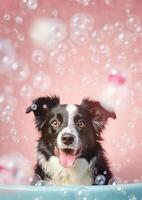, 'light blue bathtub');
0,183,142,200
